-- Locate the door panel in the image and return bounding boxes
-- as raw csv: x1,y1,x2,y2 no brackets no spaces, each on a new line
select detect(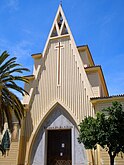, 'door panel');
47,129,72,165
